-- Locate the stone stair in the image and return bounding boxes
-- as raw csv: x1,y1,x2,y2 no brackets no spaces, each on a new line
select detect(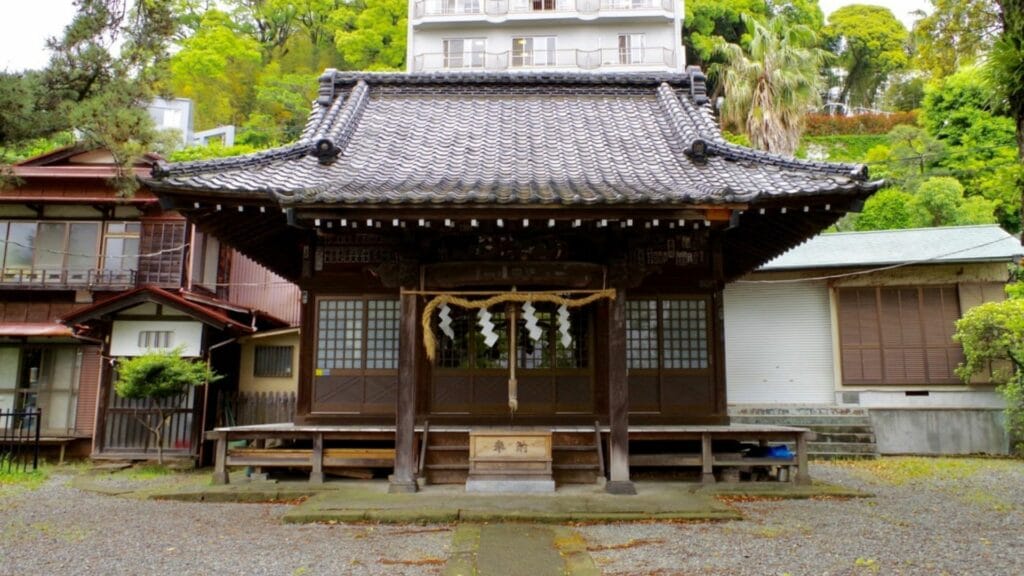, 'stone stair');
729,405,879,460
